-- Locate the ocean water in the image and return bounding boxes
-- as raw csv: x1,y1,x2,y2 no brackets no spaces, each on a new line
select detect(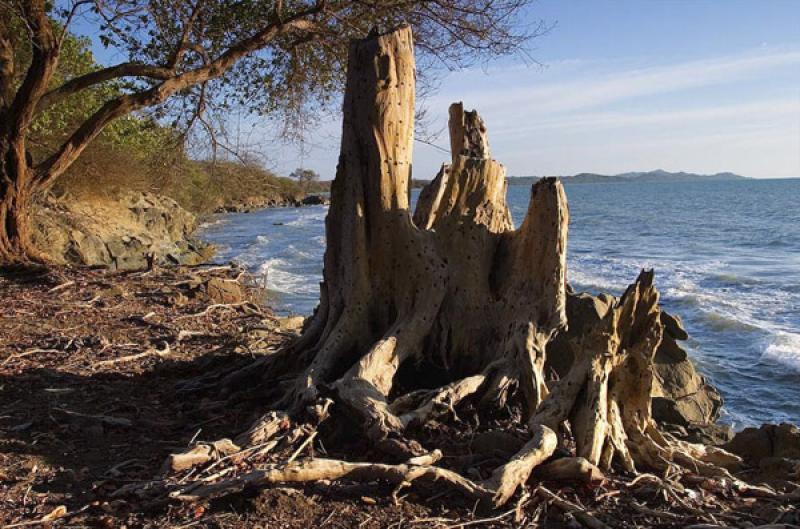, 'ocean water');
199,179,800,427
